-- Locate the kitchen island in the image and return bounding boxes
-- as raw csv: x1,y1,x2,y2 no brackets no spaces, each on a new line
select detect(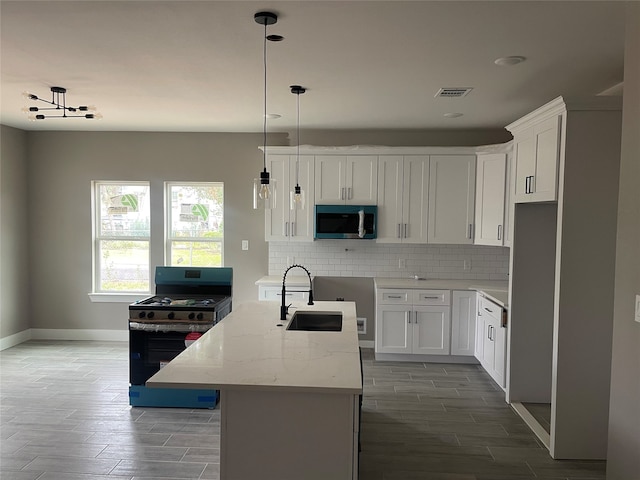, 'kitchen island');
147,300,362,480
